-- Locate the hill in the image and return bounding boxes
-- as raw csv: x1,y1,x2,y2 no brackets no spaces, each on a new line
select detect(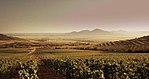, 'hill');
0,34,23,40
99,35,149,53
